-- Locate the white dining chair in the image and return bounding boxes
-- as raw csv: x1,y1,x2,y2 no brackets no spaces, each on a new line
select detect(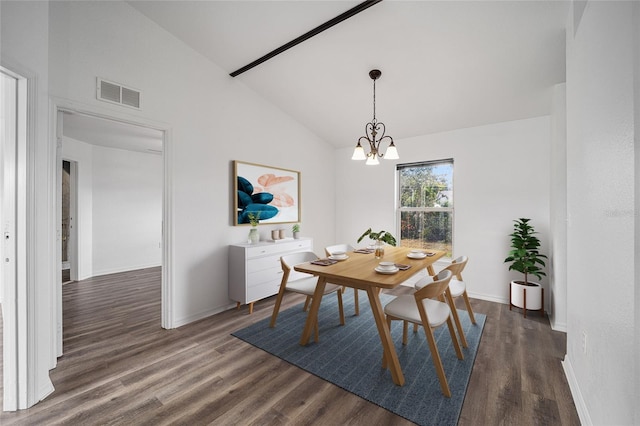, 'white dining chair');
269,251,345,342
415,256,473,348
383,269,463,398
324,243,359,316
447,256,476,323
